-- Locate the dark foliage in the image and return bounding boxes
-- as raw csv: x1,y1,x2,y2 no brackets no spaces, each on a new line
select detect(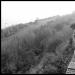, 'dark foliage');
71,23,75,29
